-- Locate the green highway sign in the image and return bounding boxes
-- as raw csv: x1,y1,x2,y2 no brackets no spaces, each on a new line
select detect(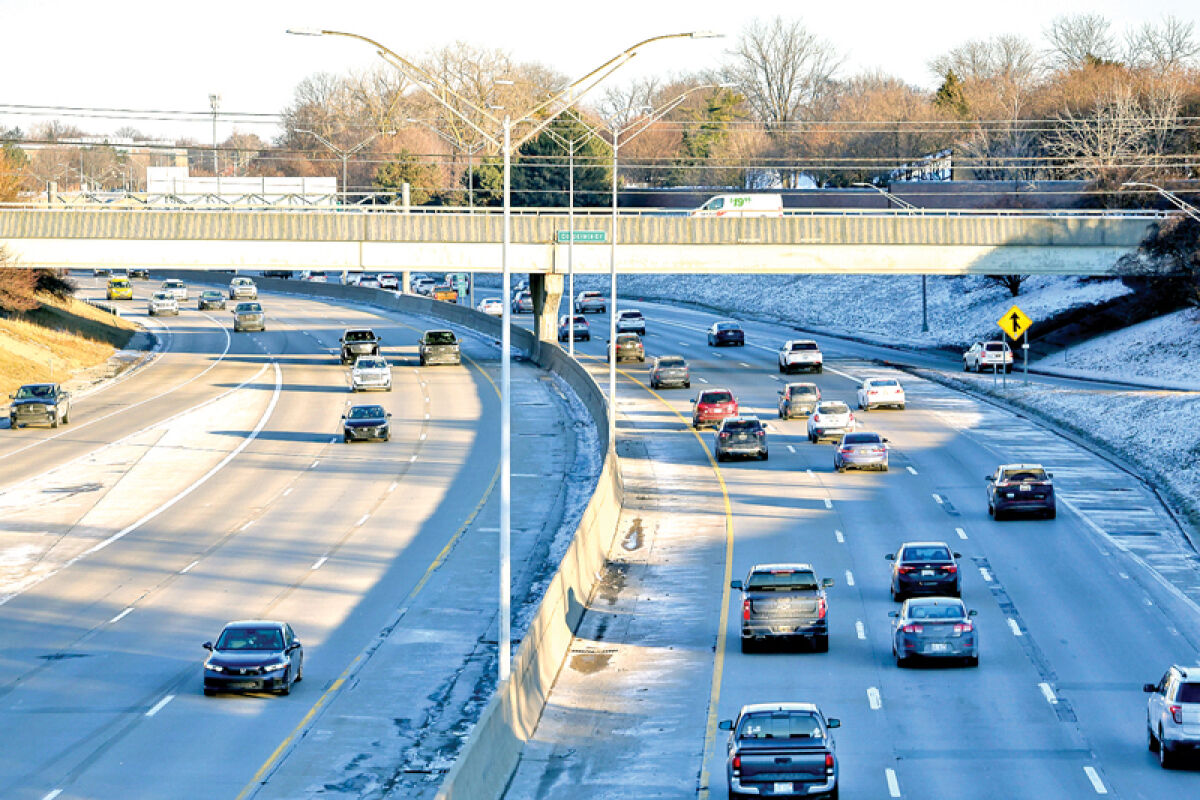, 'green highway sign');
556,230,607,243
